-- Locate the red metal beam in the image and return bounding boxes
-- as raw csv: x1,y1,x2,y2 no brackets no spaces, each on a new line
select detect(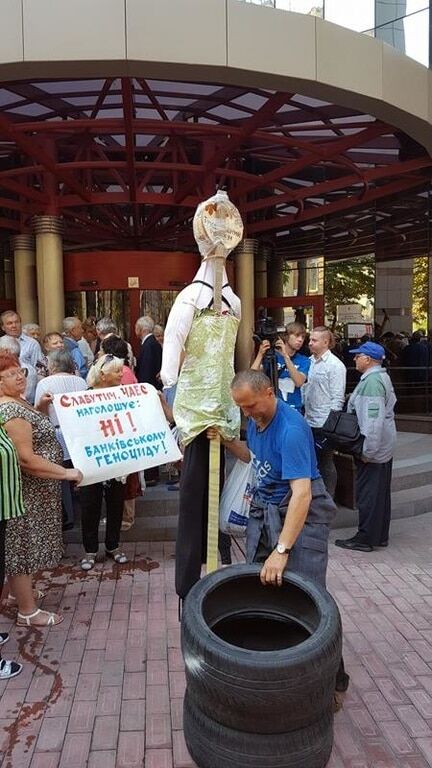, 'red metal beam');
0,217,20,231
121,78,139,238
243,155,432,214
136,79,168,122
0,112,91,204
248,175,430,234
232,123,389,199
174,91,291,204
0,177,47,204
